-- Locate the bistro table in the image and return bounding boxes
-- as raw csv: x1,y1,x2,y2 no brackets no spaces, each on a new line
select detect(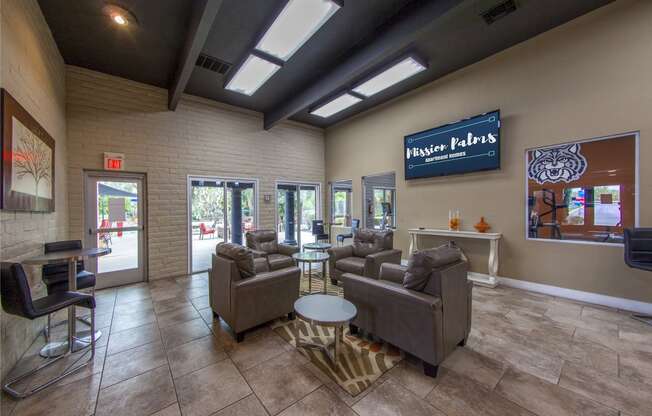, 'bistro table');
292,251,329,294
293,294,357,367
303,242,332,252
23,247,110,357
